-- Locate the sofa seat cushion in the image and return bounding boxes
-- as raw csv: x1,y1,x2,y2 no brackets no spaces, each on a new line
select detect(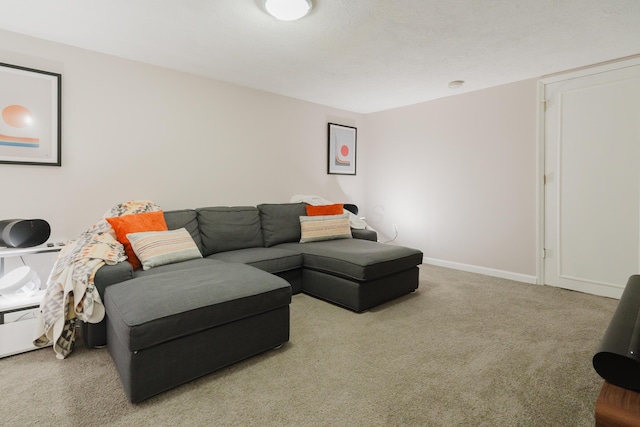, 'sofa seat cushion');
133,258,225,278
275,239,423,281
207,247,302,274
105,263,291,352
